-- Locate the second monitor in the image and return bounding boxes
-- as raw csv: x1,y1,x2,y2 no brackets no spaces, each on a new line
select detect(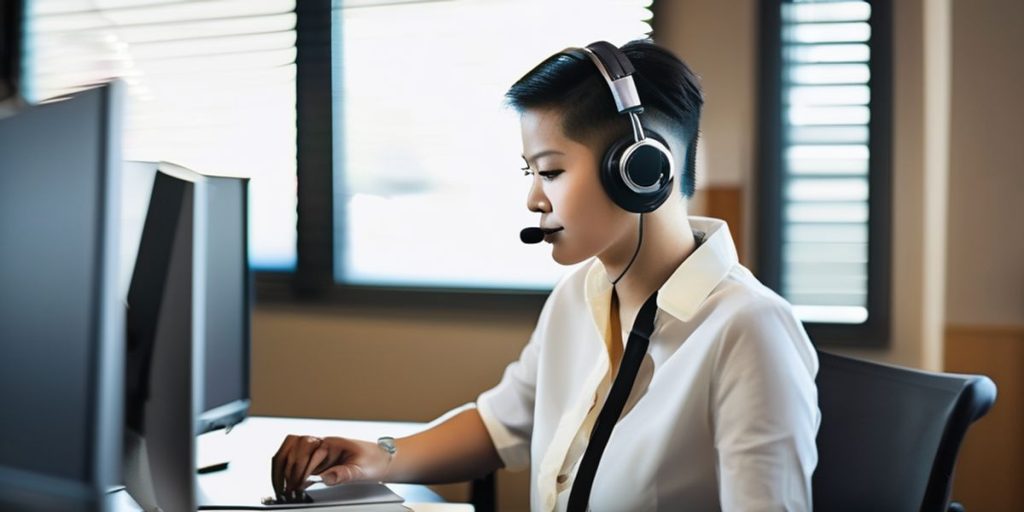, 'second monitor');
196,173,251,434
121,161,252,437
